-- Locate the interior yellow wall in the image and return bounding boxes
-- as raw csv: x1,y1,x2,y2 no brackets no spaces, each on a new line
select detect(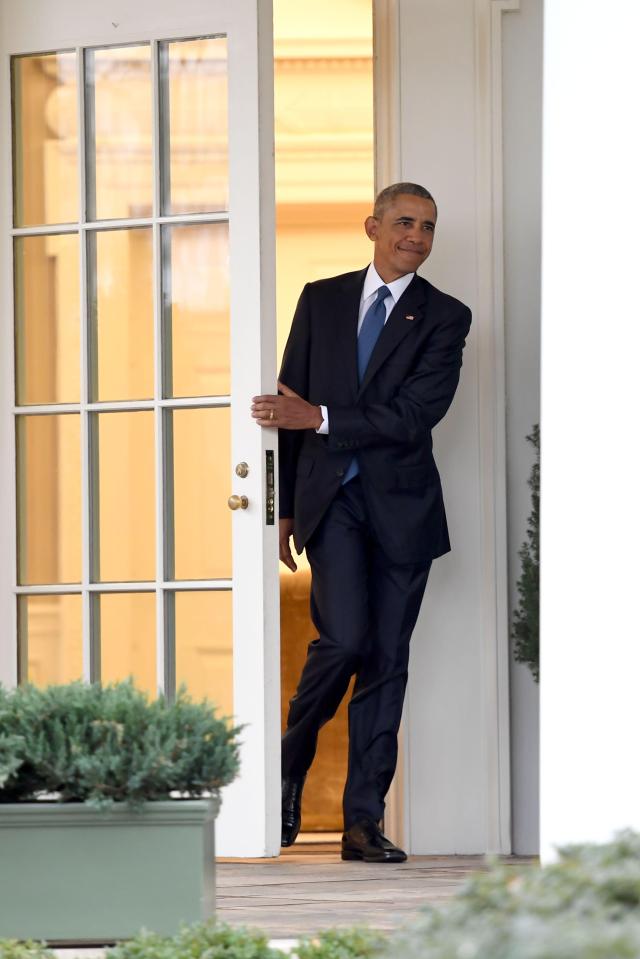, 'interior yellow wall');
274,0,374,362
